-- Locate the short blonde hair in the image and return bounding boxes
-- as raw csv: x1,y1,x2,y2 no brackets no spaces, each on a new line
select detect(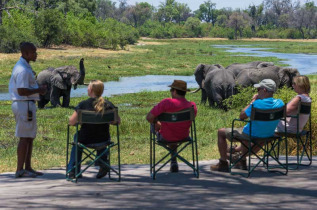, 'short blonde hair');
89,80,105,113
293,75,310,94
